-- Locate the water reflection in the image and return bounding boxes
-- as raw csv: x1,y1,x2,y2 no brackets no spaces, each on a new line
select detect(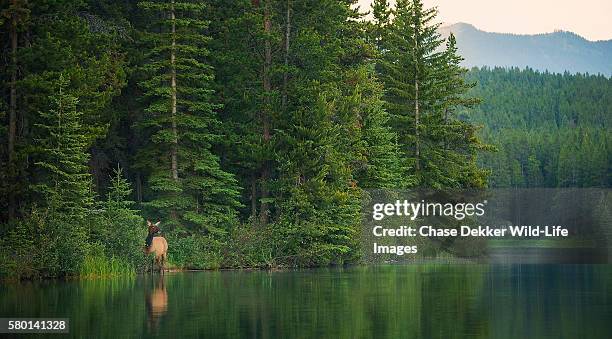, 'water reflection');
0,265,611,338
146,276,168,332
